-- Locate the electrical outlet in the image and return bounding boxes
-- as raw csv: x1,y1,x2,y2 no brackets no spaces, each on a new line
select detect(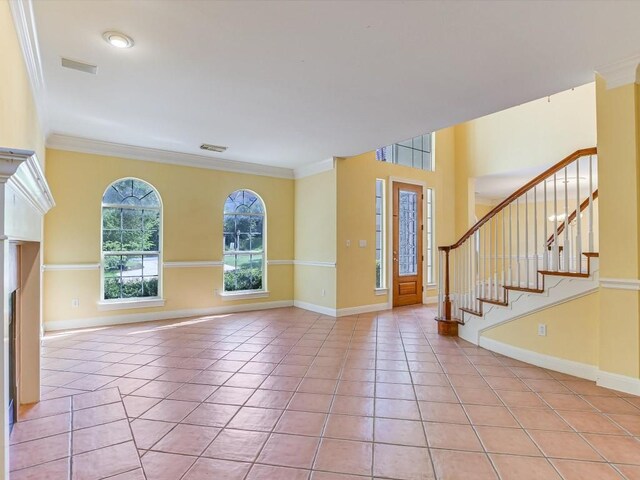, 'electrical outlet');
321,288,326,297
346,240,351,247
537,324,547,336
71,298,80,308
359,240,367,248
